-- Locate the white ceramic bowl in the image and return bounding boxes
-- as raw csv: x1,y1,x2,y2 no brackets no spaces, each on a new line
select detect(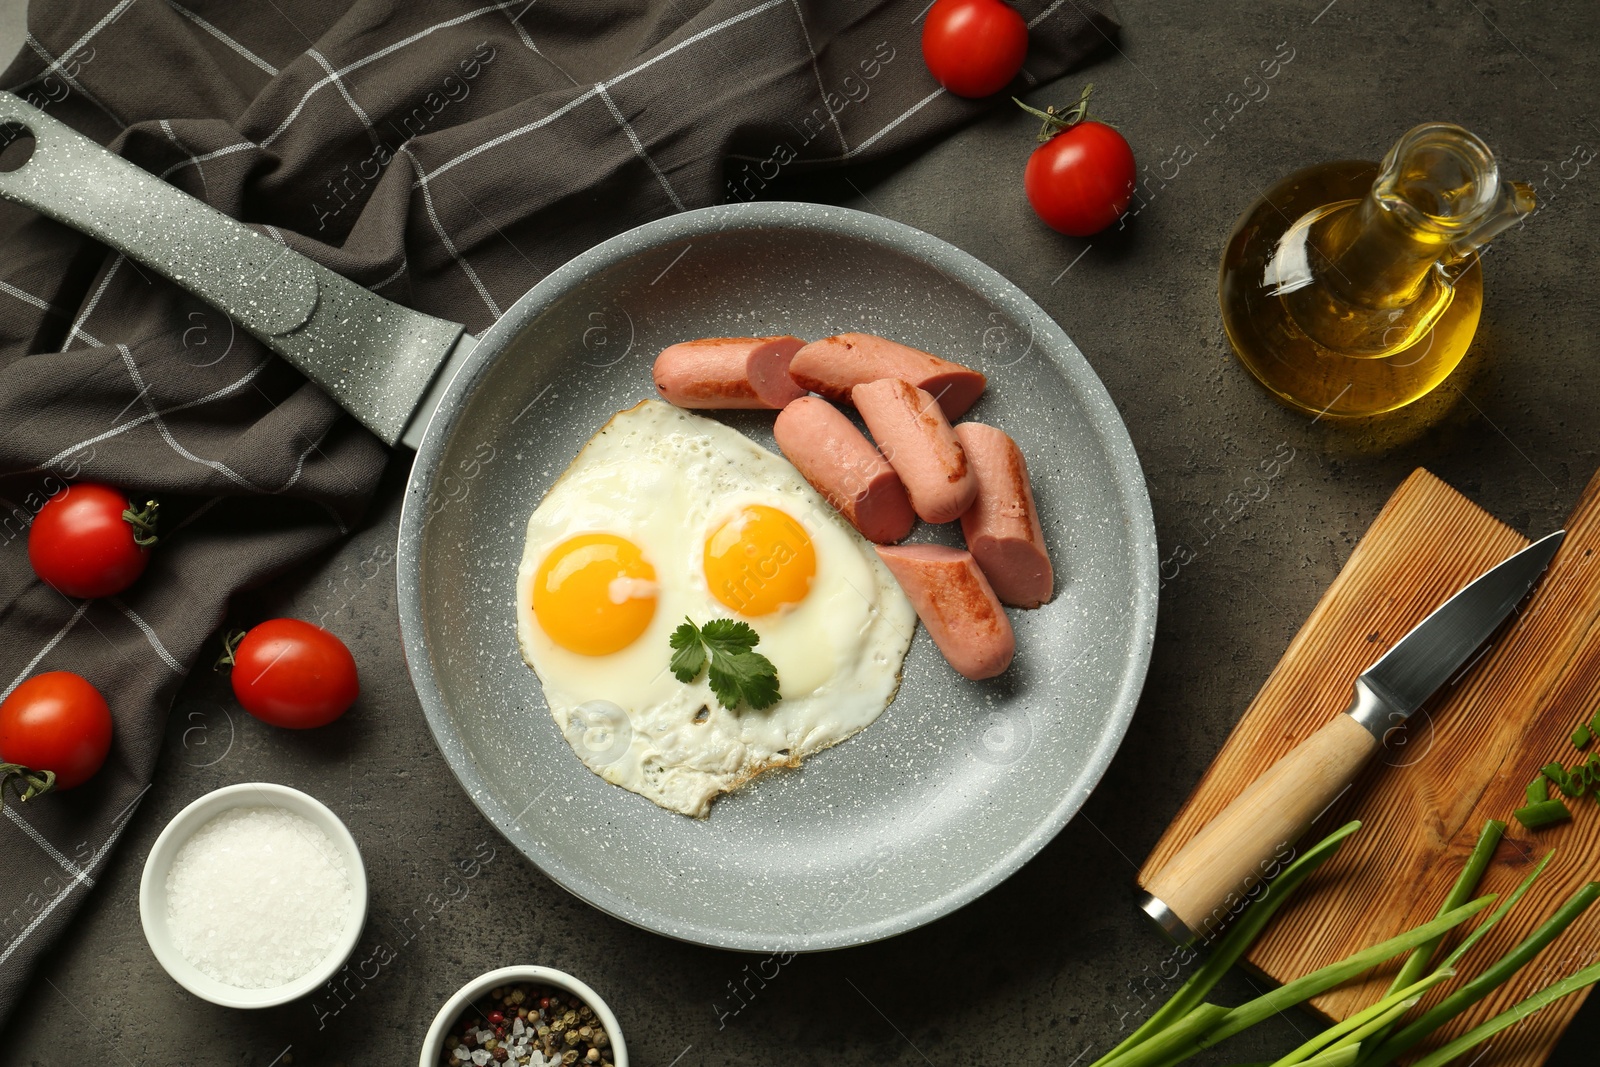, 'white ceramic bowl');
138,782,368,1008
419,965,629,1067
